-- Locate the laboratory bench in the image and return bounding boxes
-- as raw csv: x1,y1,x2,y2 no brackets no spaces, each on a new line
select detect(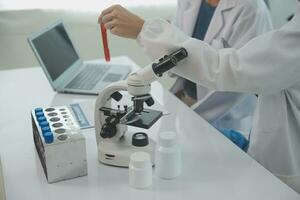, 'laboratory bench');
0,57,299,200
